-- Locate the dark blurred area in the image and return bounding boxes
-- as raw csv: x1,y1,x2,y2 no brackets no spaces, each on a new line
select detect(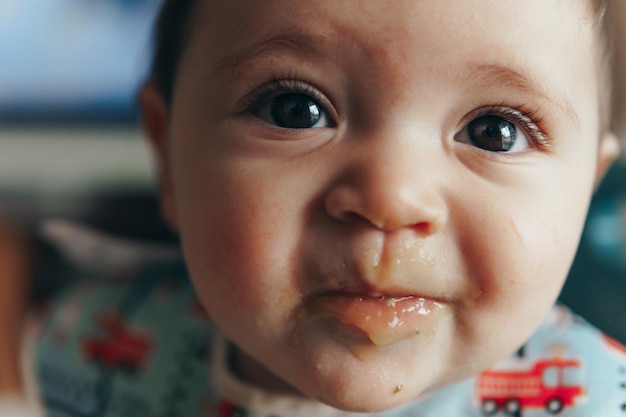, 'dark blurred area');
560,162,626,344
